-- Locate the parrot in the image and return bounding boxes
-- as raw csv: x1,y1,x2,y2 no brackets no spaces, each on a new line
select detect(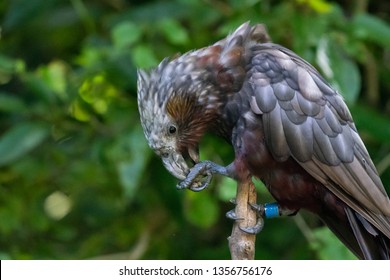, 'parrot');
137,22,390,259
